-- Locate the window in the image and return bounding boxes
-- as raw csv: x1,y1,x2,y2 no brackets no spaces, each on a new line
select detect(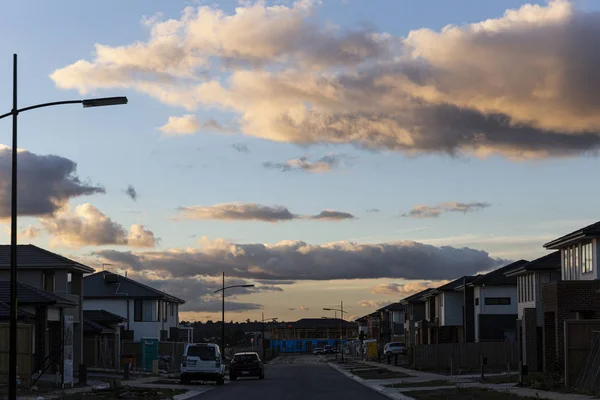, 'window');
188,345,216,361
485,297,511,305
163,302,168,322
439,294,444,307
582,242,593,274
171,303,175,316
42,272,55,293
475,298,479,306
134,300,159,322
